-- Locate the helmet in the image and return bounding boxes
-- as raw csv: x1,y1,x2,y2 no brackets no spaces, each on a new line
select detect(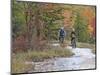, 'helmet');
61,27,64,29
